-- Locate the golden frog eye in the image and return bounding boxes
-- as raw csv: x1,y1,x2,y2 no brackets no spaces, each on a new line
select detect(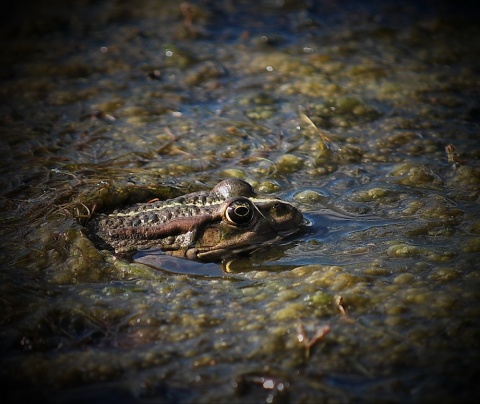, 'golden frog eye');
225,198,255,225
